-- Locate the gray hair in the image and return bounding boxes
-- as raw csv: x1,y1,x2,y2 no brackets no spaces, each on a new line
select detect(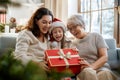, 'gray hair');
67,14,85,30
